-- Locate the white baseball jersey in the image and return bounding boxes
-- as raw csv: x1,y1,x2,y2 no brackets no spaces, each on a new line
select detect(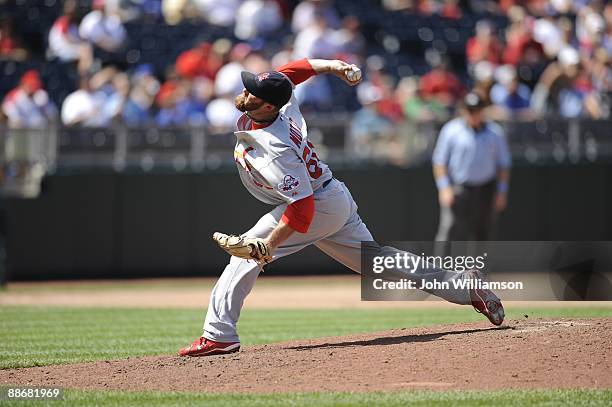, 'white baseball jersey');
233,93,333,206
200,63,475,344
